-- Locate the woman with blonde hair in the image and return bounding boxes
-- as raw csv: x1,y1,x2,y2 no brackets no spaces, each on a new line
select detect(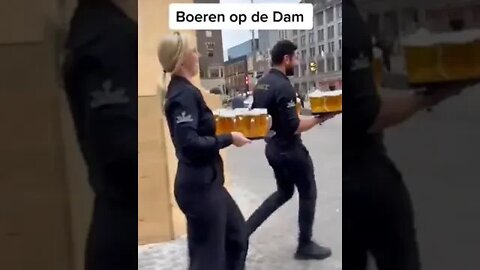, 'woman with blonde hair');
158,32,250,270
